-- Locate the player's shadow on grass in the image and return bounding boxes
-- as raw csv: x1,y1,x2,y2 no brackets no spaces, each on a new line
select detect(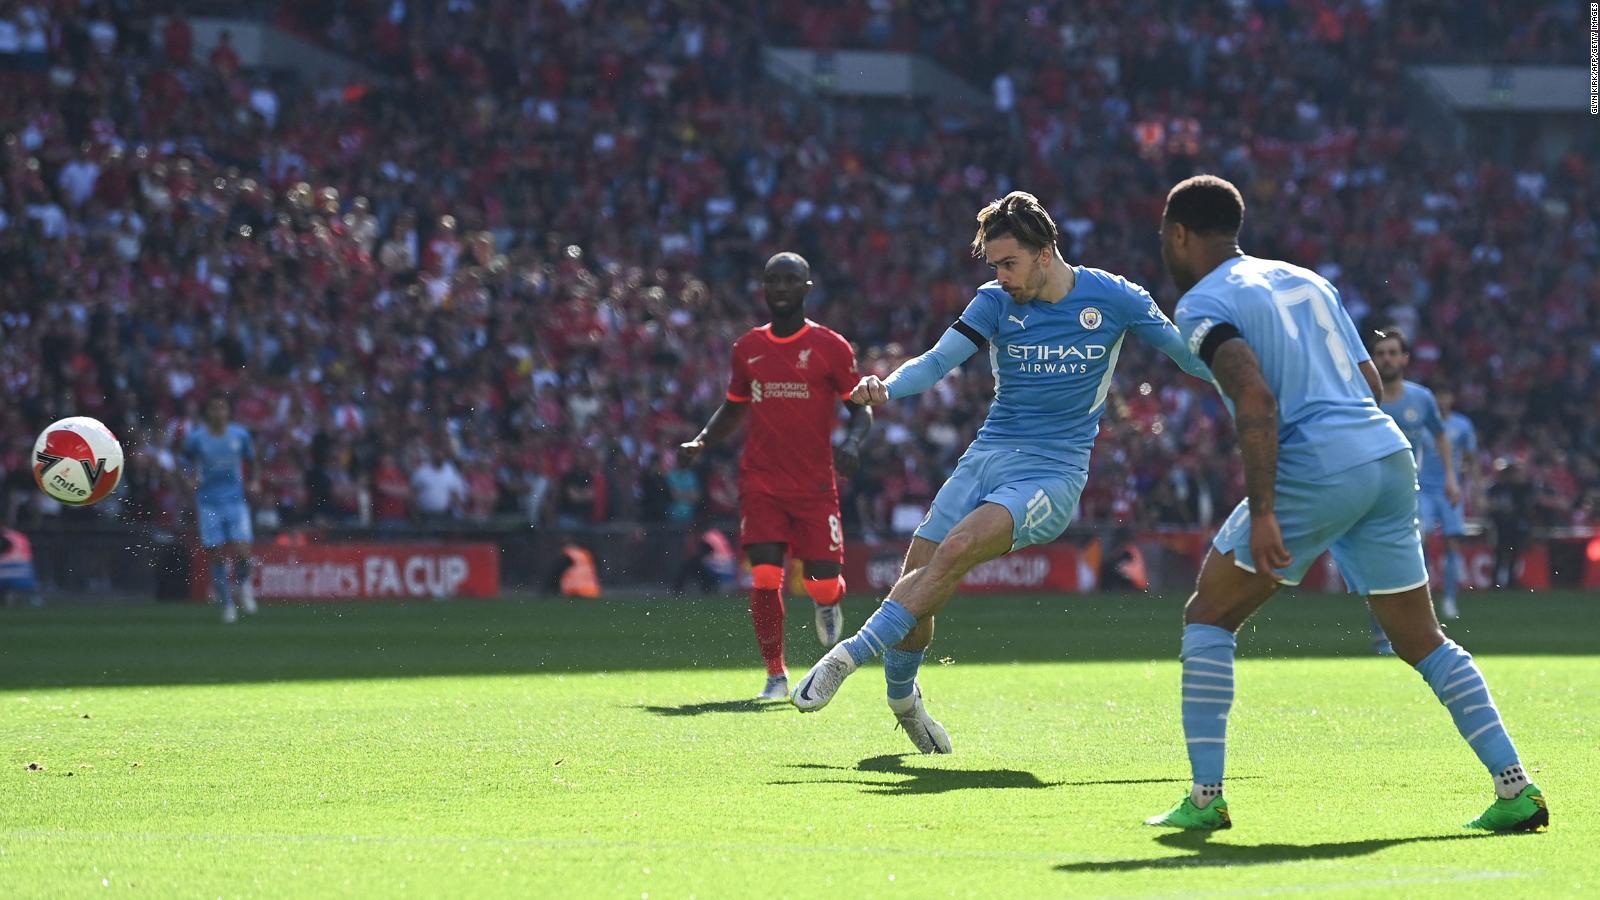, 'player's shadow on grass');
633,699,788,717
1055,830,1494,873
772,754,1171,796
